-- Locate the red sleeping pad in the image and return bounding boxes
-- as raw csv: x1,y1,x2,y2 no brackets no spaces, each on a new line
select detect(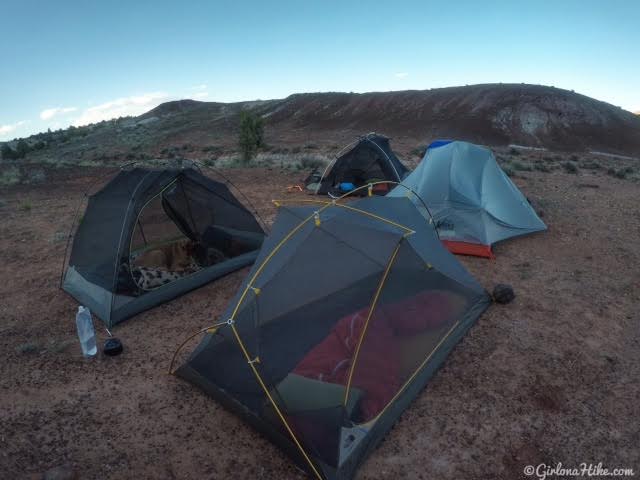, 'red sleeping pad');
293,290,455,421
